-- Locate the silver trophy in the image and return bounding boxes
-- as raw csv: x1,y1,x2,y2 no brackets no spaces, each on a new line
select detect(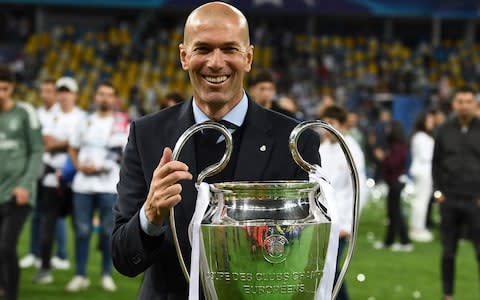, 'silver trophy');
170,121,360,300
